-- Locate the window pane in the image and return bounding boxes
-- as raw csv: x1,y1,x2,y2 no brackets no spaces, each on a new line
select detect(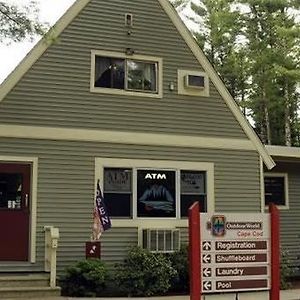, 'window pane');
180,194,206,217
94,56,125,89
181,171,205,194
264,176,285,206
127,60,157,92
104,193,132,217
104,168,131,192
181,171,206,217
104,168,132,218
0,173,22,210
137,169,176,217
